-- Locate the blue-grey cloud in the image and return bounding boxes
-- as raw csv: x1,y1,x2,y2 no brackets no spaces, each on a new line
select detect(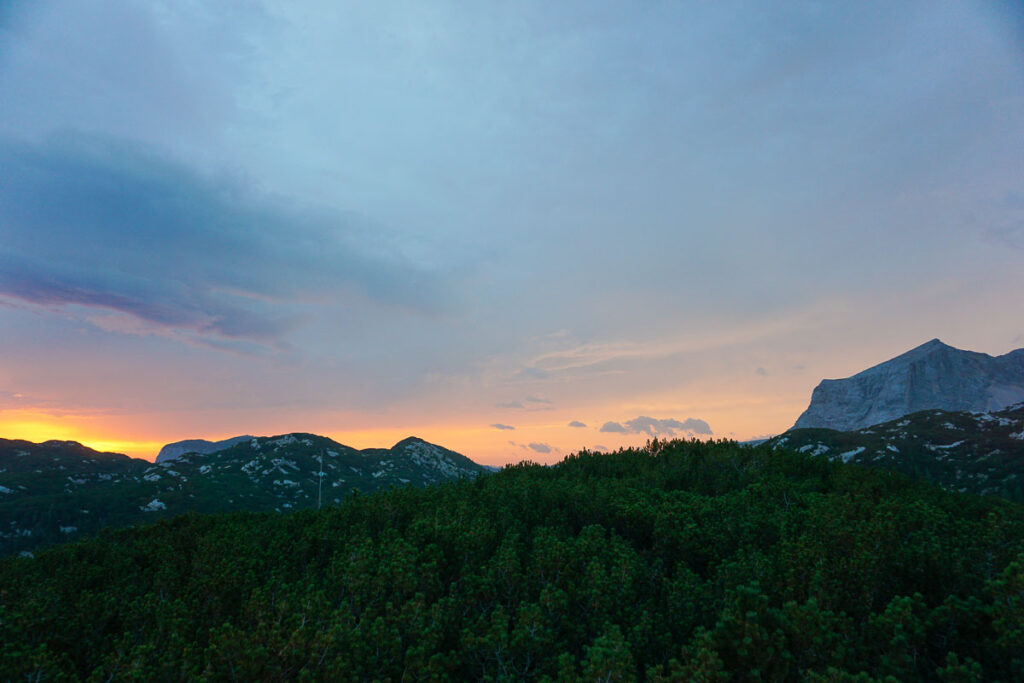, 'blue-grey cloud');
491,423,515,431
496,396,554,411
600,416,712,437
623,416,713,437
515,366,551,380
568,420,586,428
593,445,609,452
756,367,768,376
0,134,454,347
528,442,551,454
